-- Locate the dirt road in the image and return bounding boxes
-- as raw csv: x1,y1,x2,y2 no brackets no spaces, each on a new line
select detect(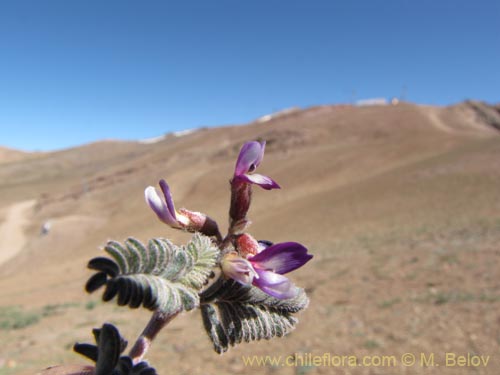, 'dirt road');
0,200,35,266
